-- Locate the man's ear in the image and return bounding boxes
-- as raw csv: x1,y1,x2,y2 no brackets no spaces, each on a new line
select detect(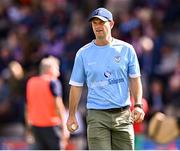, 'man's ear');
110,21,114,29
